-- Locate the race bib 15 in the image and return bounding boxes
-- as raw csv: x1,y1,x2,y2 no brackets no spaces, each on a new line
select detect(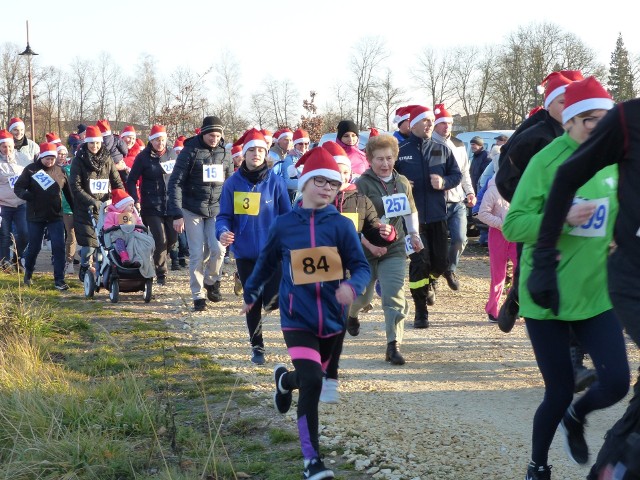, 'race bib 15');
202,164,223,182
